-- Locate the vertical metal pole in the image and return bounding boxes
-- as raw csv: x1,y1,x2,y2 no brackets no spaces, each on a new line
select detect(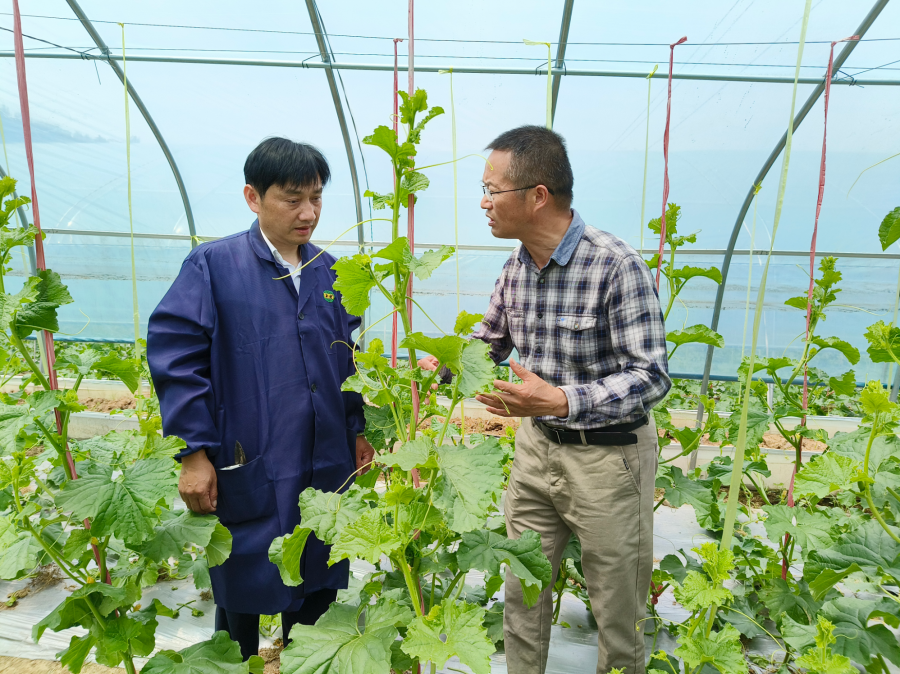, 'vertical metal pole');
305,0,366,340
688,0,889,471
305,0,365,250
65,0,197,247
550,0,575,124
